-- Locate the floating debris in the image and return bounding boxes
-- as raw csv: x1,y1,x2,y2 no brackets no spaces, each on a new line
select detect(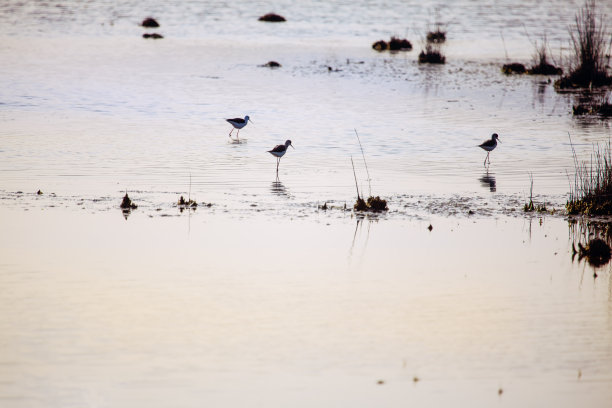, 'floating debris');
36,189,42,195
258,13,286,22
428,224,433,231
376,380,385,385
